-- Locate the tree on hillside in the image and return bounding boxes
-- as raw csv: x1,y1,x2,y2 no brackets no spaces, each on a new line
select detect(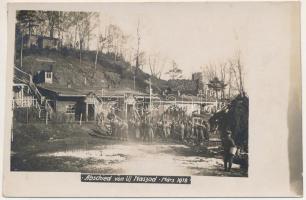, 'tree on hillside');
135,19,141,75
138,51,146,70
33,11,49,36
148,55,159,78
37,11,67,43
66,12,95,49
70,12,98,67
207,77,227,100
16,11,40,36
16,10,41,68
203,62,217,82
202,52,245,99
147,53,167,79
86,13,99,50
45,11,60,38
104,24,128,61
94,28,108,70
202,61,232,99
94,19,126,70
57,11,70,48
218,62,227,99
166,61,183,80
229,52,245,95
66,12,79,48
227,62,233,98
